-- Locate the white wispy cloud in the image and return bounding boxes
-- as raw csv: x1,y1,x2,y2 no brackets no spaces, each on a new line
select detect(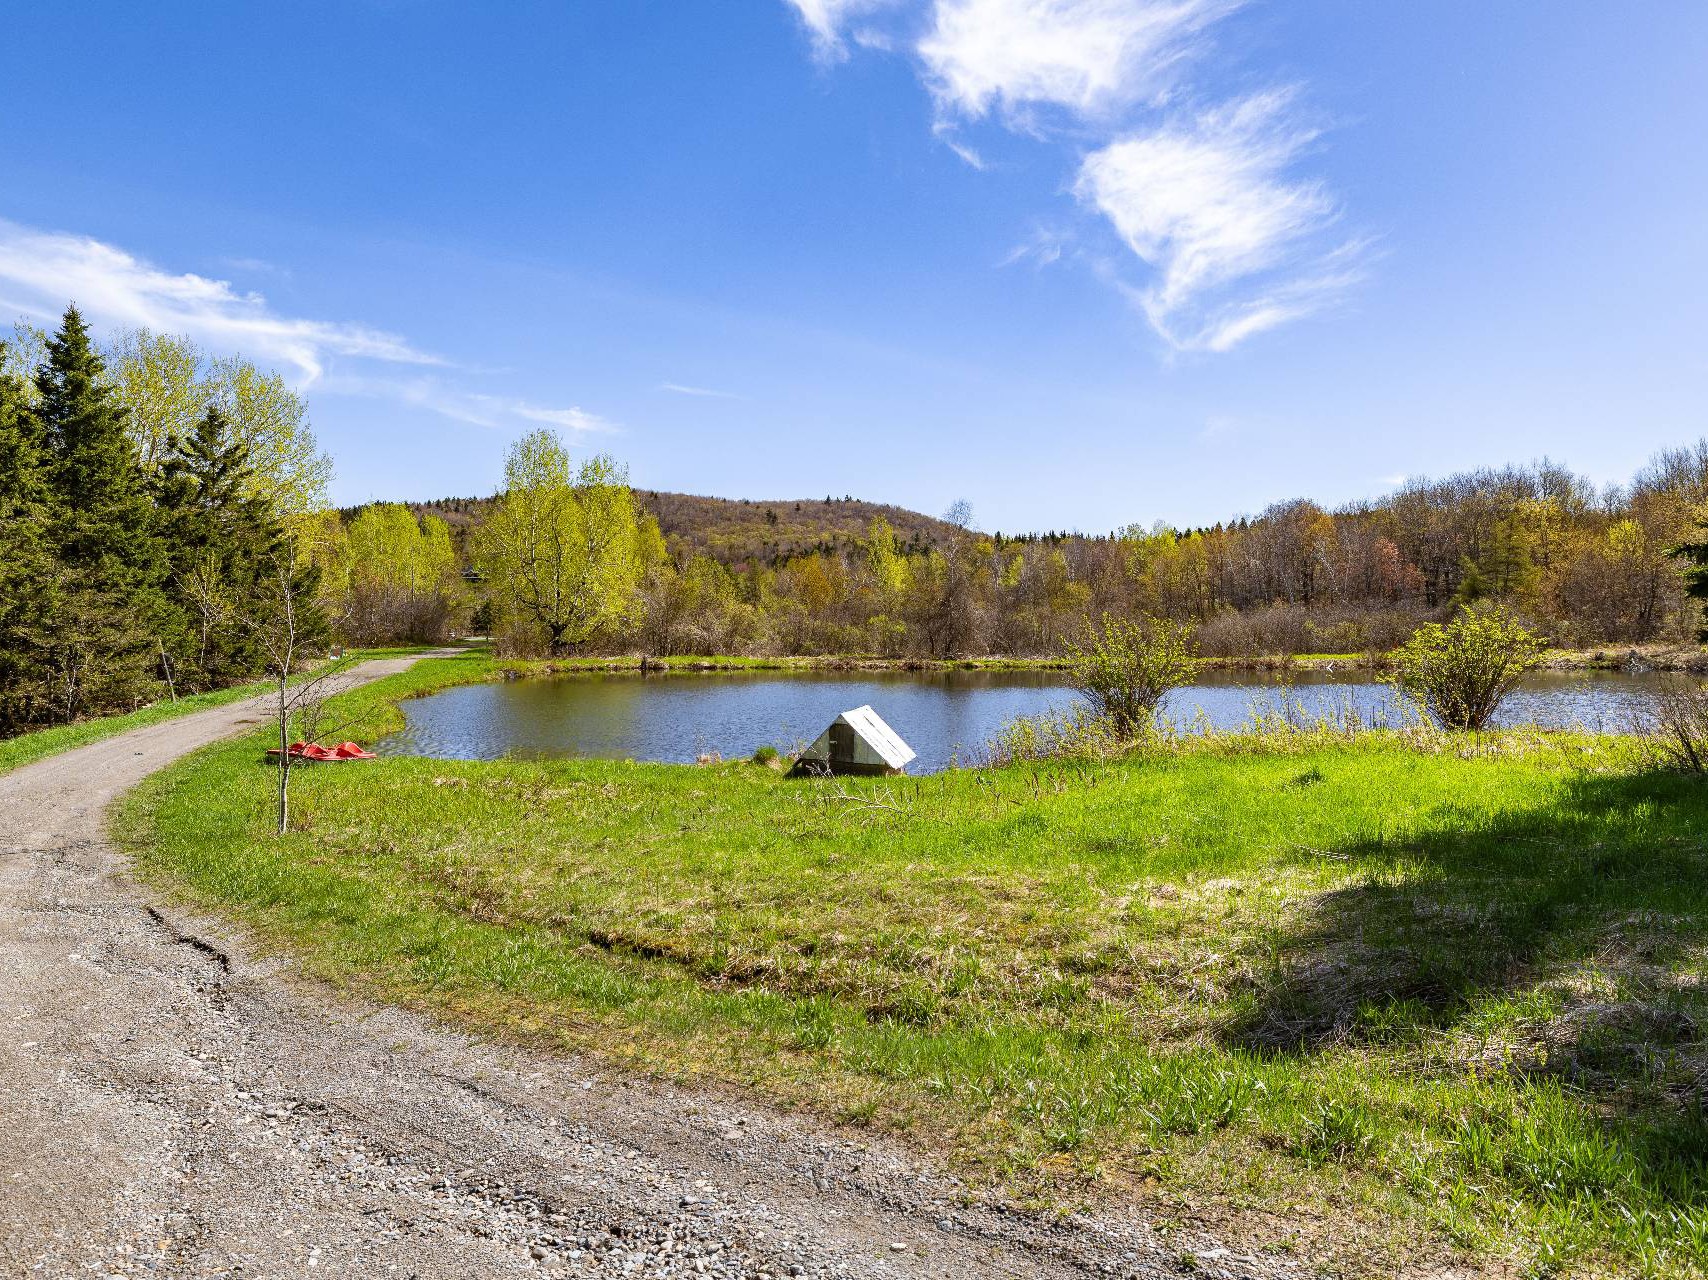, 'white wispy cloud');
661,381,742,399
1075,90,1361,351
0,220,439,384
509,403,618,432
999,225,1071,268
320,374,618,434
919,0,1235,123
0,219,622,434
778,0,1365,352
783,0,907,58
